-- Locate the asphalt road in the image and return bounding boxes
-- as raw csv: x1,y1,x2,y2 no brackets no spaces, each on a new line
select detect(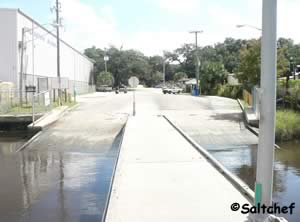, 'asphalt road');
0,88,258,222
